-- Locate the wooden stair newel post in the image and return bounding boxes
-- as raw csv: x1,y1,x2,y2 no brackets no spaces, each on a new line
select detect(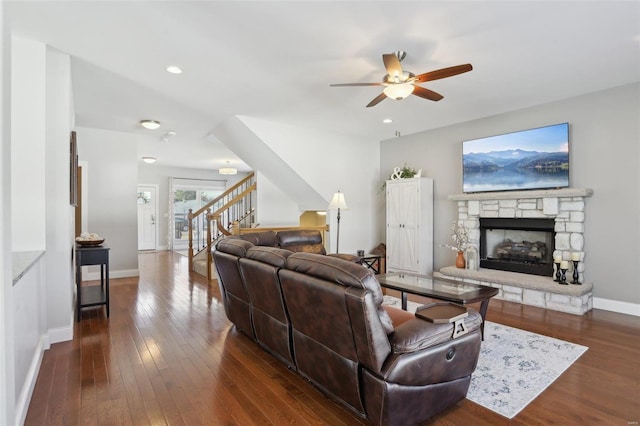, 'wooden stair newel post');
187,208,194,272
206,208,212,280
